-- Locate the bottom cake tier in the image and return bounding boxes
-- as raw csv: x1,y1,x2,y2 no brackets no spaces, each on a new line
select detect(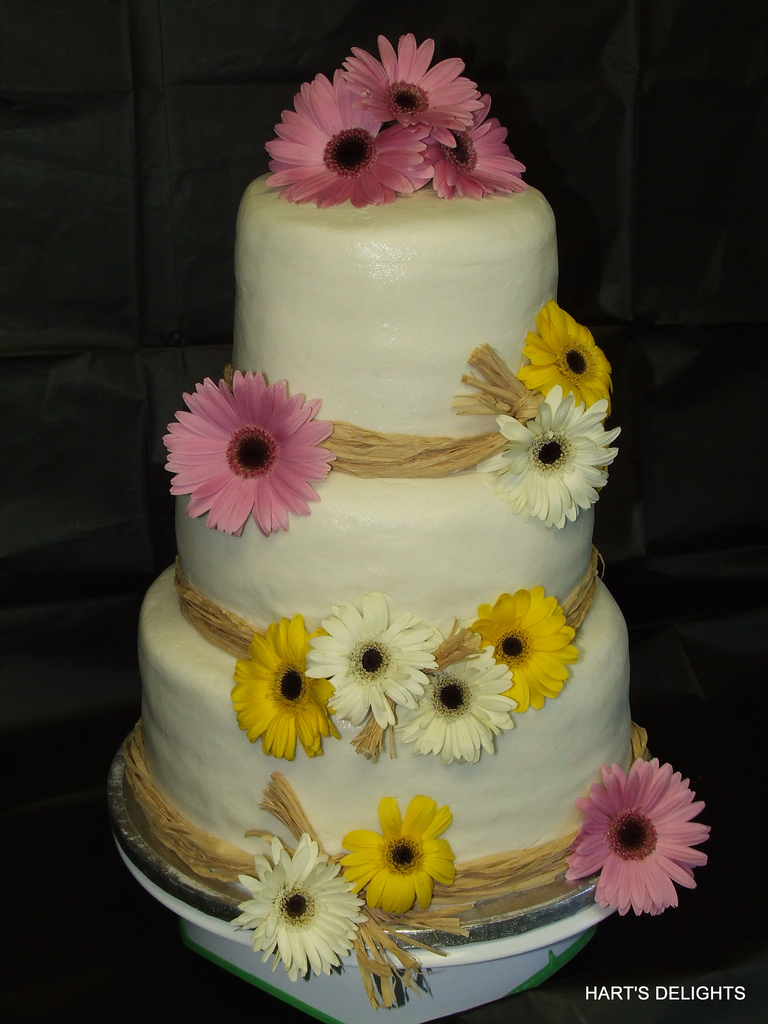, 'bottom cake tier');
138,566,632,864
